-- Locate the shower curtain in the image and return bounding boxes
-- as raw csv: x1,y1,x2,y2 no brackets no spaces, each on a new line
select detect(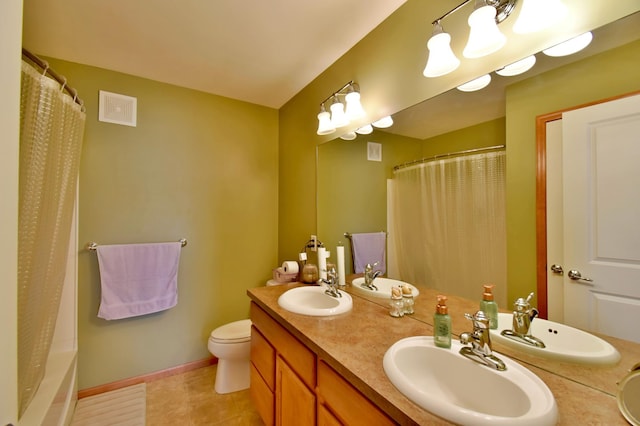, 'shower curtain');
390,151,506,306
18,60,86,416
